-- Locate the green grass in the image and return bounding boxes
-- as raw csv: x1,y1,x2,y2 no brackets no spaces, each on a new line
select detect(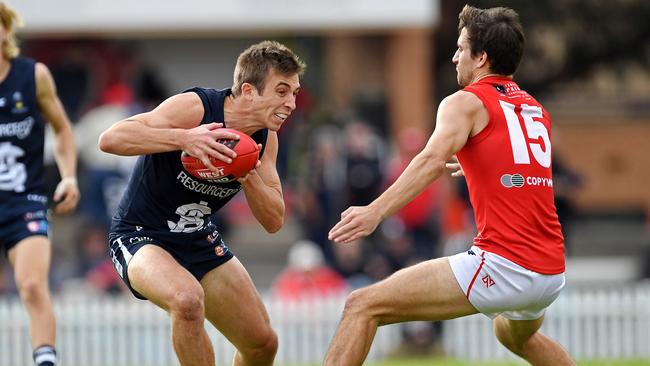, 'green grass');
361,358,650,366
